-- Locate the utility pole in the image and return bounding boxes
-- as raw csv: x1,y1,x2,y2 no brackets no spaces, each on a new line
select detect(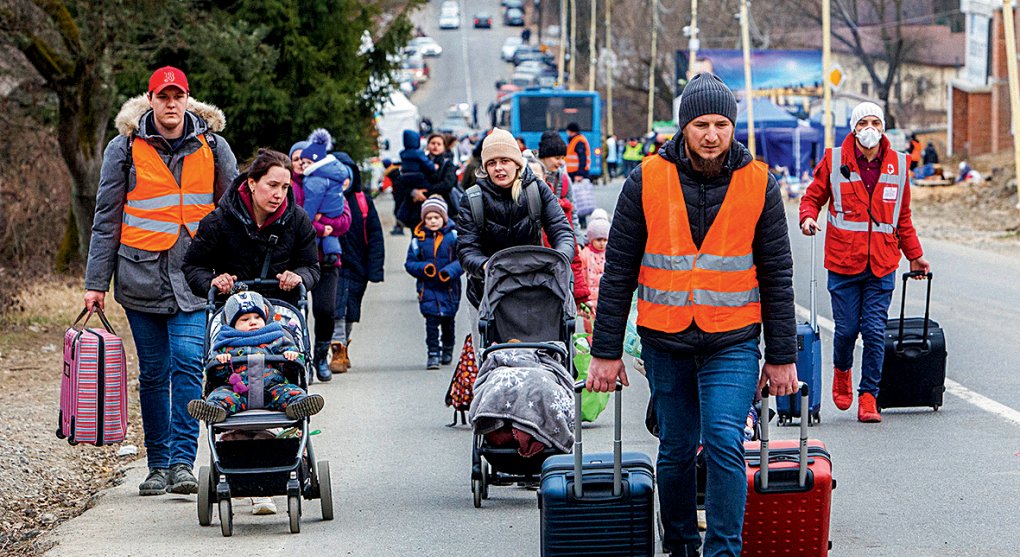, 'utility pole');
605,0,614,136
647,0,658,134
739,0,755,157
823,0,833,149
558,0,567,86
588,0,597,91
688,0,698,74
569,0,577,90
1002,0,1020,209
